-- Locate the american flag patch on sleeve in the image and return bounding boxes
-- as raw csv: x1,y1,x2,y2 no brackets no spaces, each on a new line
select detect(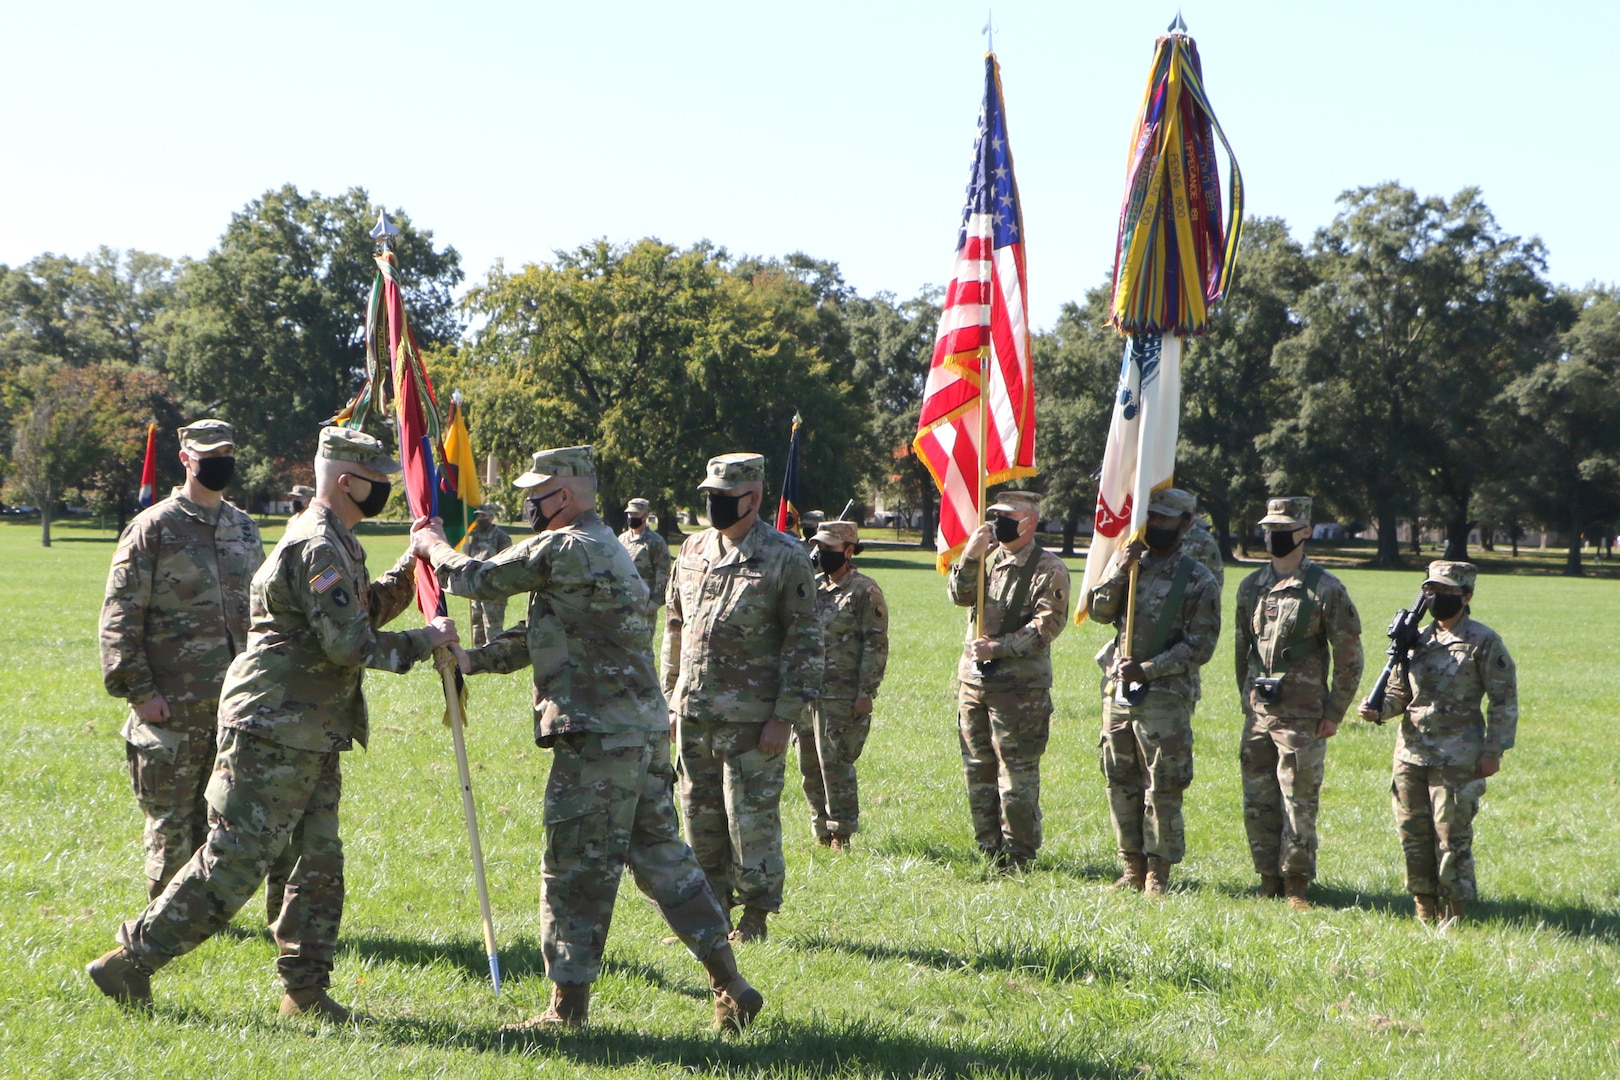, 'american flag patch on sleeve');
309,566,341,594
